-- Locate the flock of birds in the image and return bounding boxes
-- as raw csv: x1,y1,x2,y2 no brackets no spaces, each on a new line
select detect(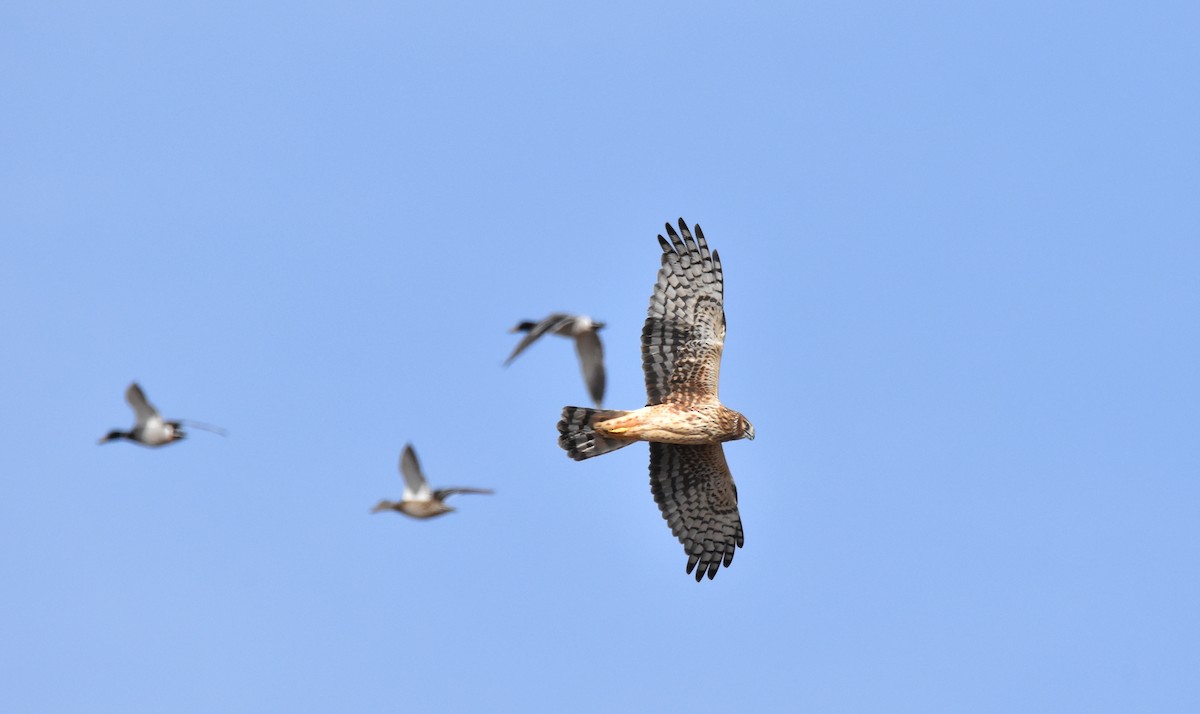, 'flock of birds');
99,219,755,581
